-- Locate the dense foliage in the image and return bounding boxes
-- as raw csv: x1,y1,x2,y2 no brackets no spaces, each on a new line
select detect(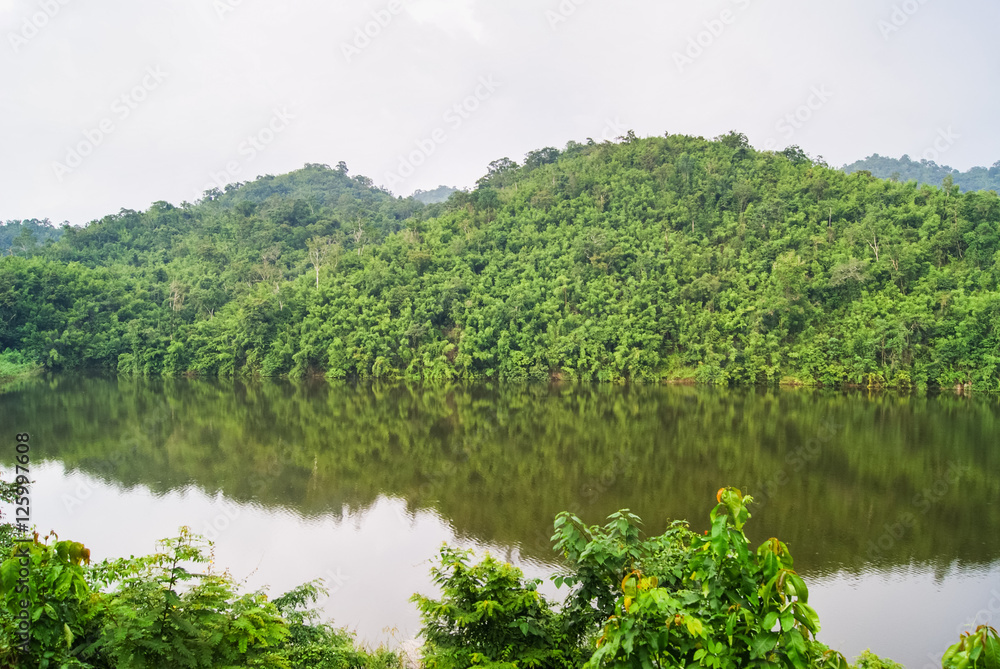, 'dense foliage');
0,526,400,668
842,154,1000,193
1,477,994,668
0,350,40,381
941,626,1000,669
2,133,1000,388
412,546,584,669
549,491,846,669
0,219,63,255
413,490,995,669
